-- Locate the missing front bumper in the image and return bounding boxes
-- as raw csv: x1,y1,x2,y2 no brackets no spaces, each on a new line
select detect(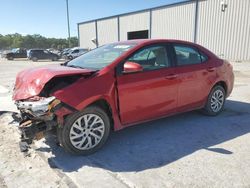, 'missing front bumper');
15,96,74,152
19,120,46,142
18,119,57,152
